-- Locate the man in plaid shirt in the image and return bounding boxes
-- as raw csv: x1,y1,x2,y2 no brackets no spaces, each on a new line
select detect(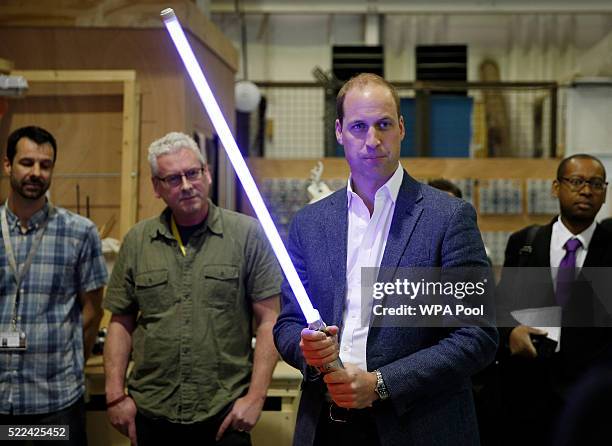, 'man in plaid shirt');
0,126,108,444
